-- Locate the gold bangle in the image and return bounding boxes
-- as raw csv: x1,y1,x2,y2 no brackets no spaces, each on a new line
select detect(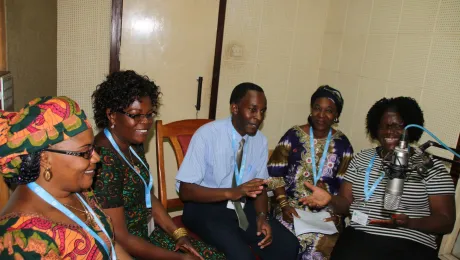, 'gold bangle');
279,200,289,209
172,227,188,241
276,195,287,201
